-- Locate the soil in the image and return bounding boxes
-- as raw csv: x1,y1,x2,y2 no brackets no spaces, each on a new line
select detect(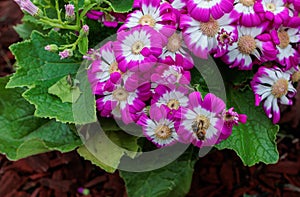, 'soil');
0,0,300,196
